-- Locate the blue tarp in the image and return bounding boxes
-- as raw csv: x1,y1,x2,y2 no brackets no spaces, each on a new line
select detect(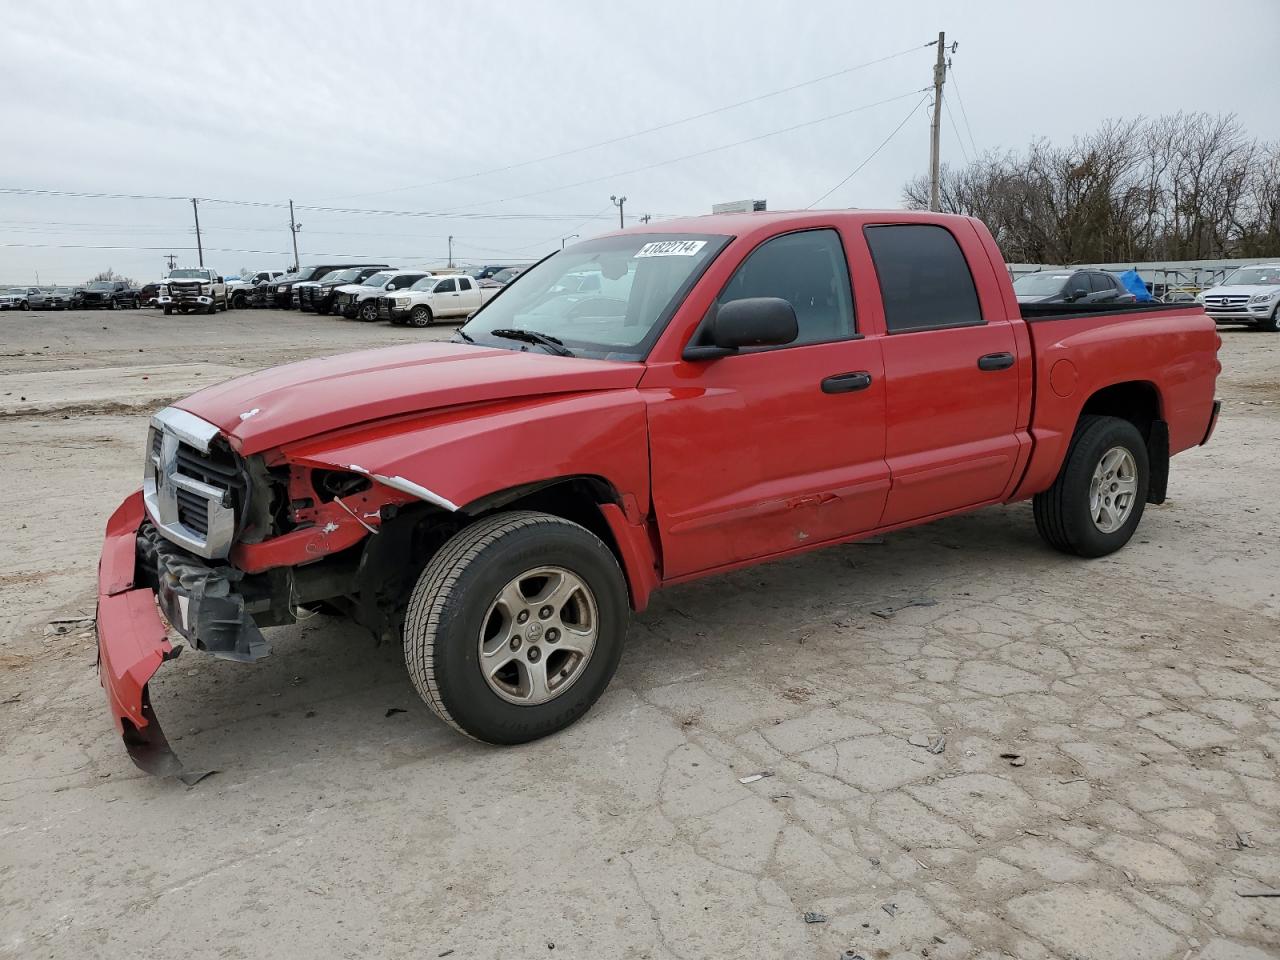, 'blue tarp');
1118,269,1154,302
